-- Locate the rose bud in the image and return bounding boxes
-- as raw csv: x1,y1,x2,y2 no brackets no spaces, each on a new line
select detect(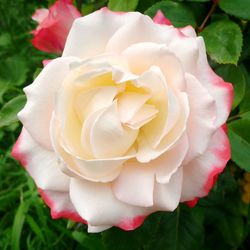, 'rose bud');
31,0,81,54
